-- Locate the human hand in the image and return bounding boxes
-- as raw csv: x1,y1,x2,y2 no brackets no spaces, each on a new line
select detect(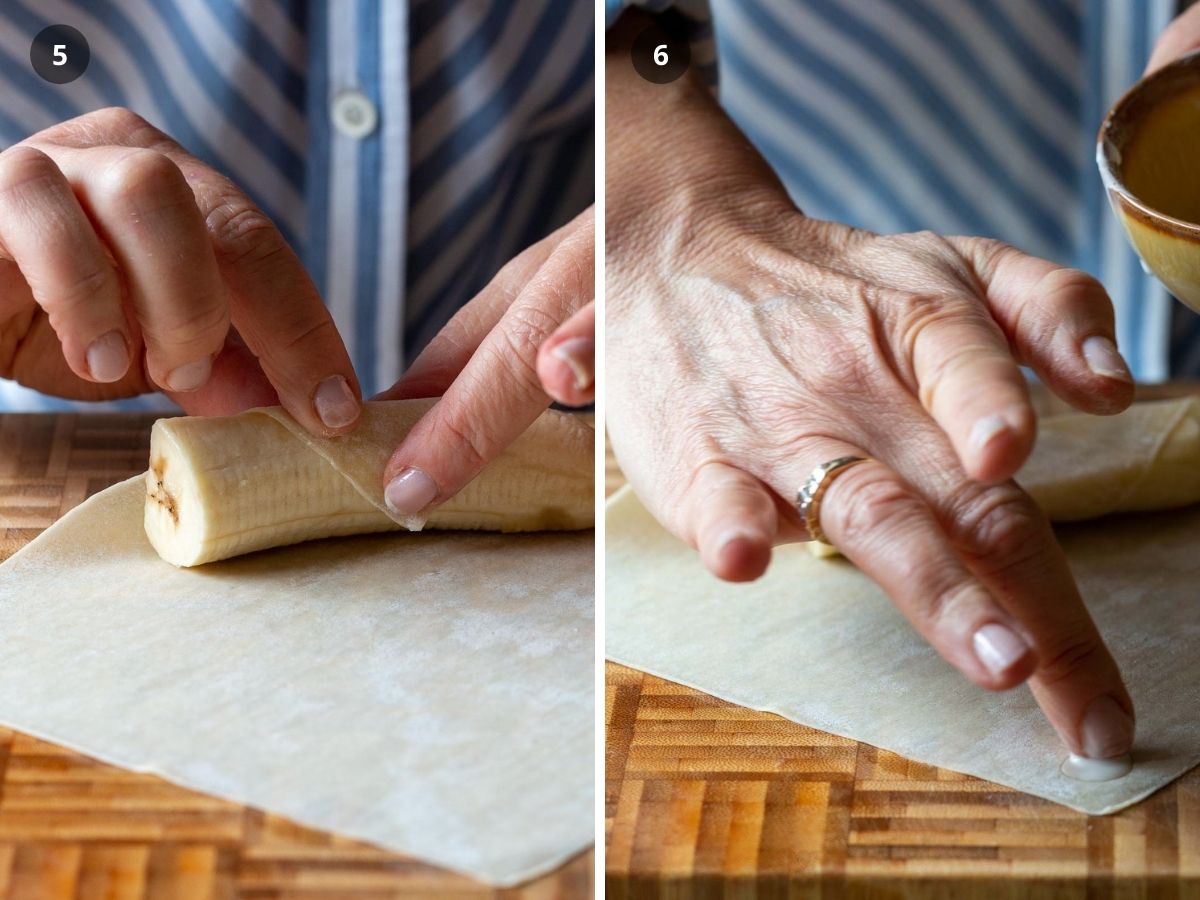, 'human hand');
374,206,594,518
0,107,361,434
1146,2,1200,74
605,18,1135,761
